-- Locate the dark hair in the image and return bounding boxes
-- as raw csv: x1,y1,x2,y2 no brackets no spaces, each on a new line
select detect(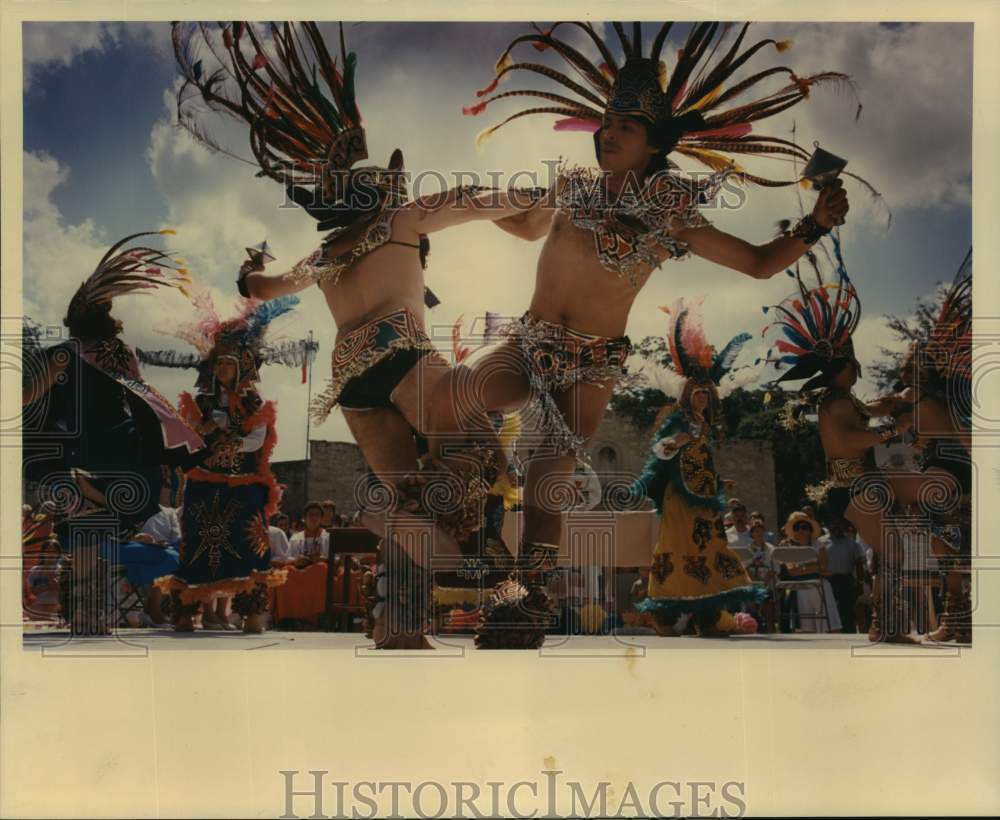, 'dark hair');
64,300,120,341
731,503,748,514
303,502,324,517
